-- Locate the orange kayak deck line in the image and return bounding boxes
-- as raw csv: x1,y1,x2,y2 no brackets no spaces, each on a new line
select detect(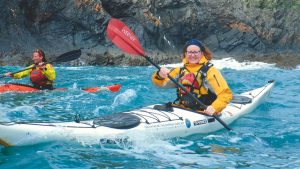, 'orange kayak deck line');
82,84,121,93
0,83,39,93
0,83,121,93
